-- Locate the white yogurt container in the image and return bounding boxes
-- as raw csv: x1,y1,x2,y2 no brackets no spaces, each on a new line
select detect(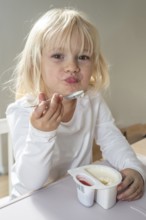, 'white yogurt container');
74,173,96,207
68,164,122,209
85,165,122,209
